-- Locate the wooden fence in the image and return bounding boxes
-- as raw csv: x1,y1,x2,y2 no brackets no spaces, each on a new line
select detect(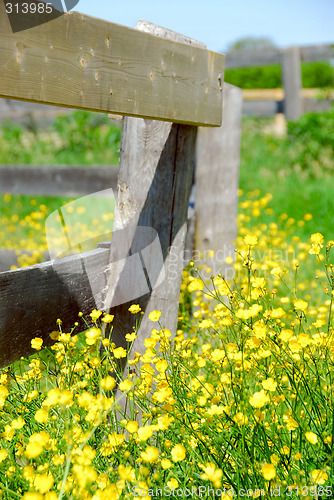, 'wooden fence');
226,43,334,120
0,6,243,368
